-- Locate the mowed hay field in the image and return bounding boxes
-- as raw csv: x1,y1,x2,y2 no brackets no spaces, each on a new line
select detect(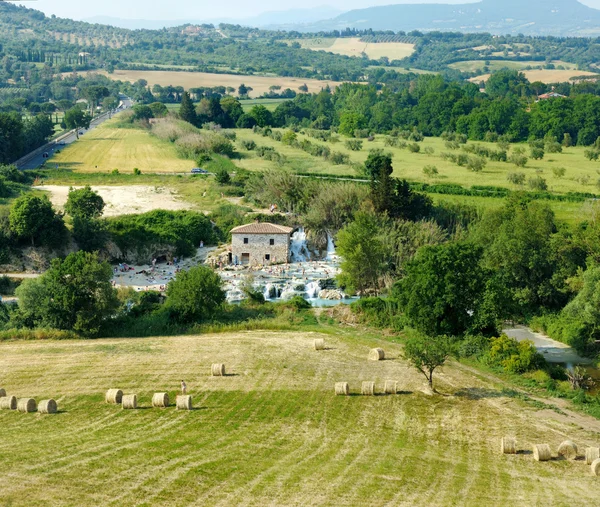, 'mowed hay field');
2,329,600,506
51,120,194,173
295,37,415,60
100,70,343,96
